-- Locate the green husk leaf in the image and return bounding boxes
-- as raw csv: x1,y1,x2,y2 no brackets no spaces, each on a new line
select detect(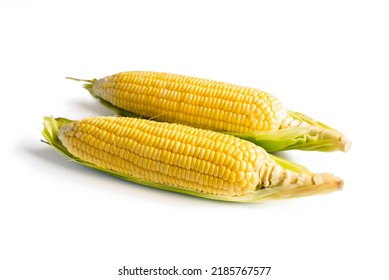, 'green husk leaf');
269,154,313,175
229,111,351,153
42,116,343,203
